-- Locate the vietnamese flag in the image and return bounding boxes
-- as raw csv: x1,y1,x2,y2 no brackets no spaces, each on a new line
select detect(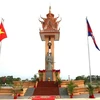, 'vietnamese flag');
0,22,7,42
